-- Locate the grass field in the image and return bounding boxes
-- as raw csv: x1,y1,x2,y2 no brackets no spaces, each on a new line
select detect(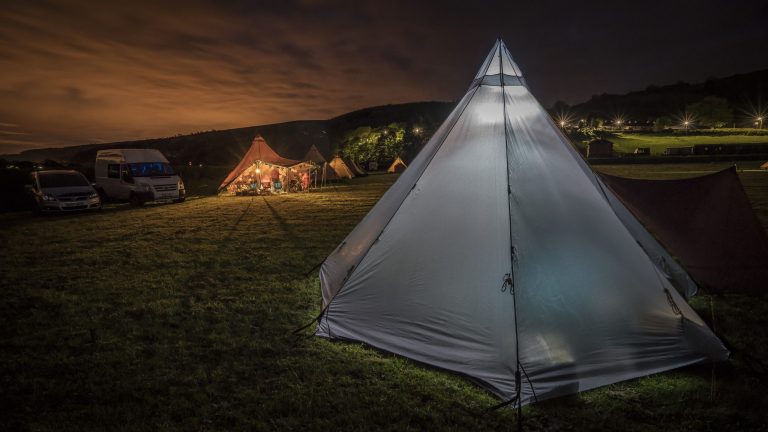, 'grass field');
2,166,768,431
608,134,768,155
